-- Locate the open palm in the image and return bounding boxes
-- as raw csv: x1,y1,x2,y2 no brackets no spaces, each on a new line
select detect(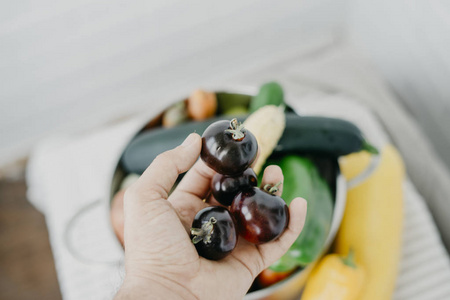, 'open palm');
118,133,307,300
